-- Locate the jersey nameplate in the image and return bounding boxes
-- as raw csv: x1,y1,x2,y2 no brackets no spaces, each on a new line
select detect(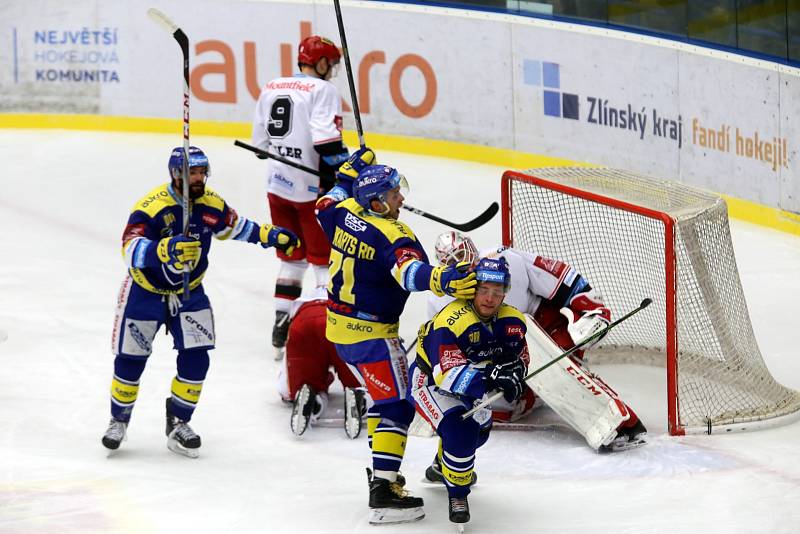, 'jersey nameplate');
332,226,376,260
